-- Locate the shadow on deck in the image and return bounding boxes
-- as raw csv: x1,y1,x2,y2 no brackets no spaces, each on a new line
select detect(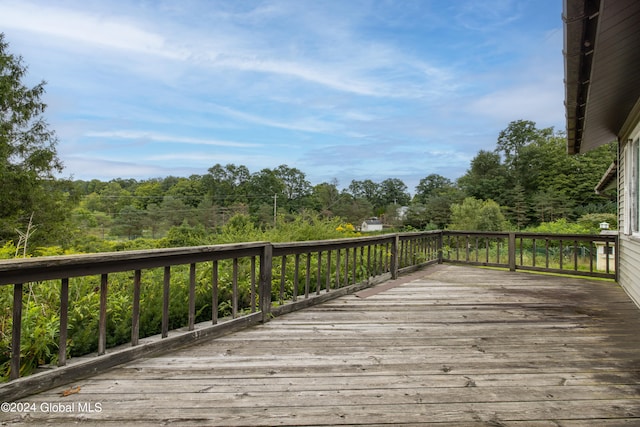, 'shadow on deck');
2,264,640,426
